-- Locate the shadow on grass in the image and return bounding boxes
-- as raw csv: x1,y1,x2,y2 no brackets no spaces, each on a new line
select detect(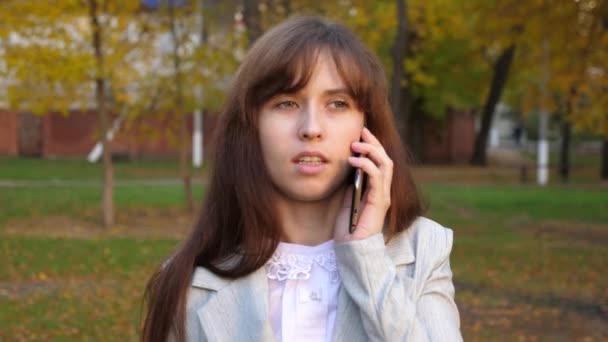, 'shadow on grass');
456,280,607,322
